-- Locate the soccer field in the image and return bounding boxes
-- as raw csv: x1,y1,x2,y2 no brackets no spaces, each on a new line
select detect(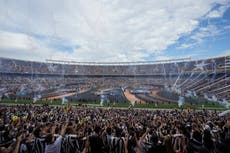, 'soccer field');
0,99,227,110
